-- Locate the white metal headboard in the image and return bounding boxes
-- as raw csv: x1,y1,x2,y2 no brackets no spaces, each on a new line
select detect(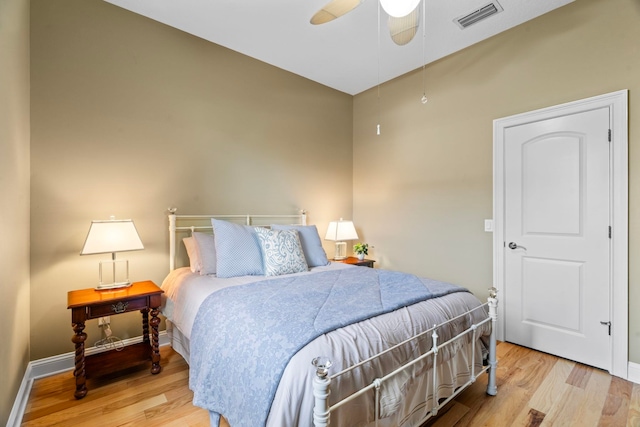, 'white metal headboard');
167,208,307,271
